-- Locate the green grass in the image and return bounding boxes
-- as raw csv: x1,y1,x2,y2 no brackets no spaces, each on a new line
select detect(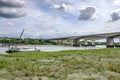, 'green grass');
0,48,120,80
